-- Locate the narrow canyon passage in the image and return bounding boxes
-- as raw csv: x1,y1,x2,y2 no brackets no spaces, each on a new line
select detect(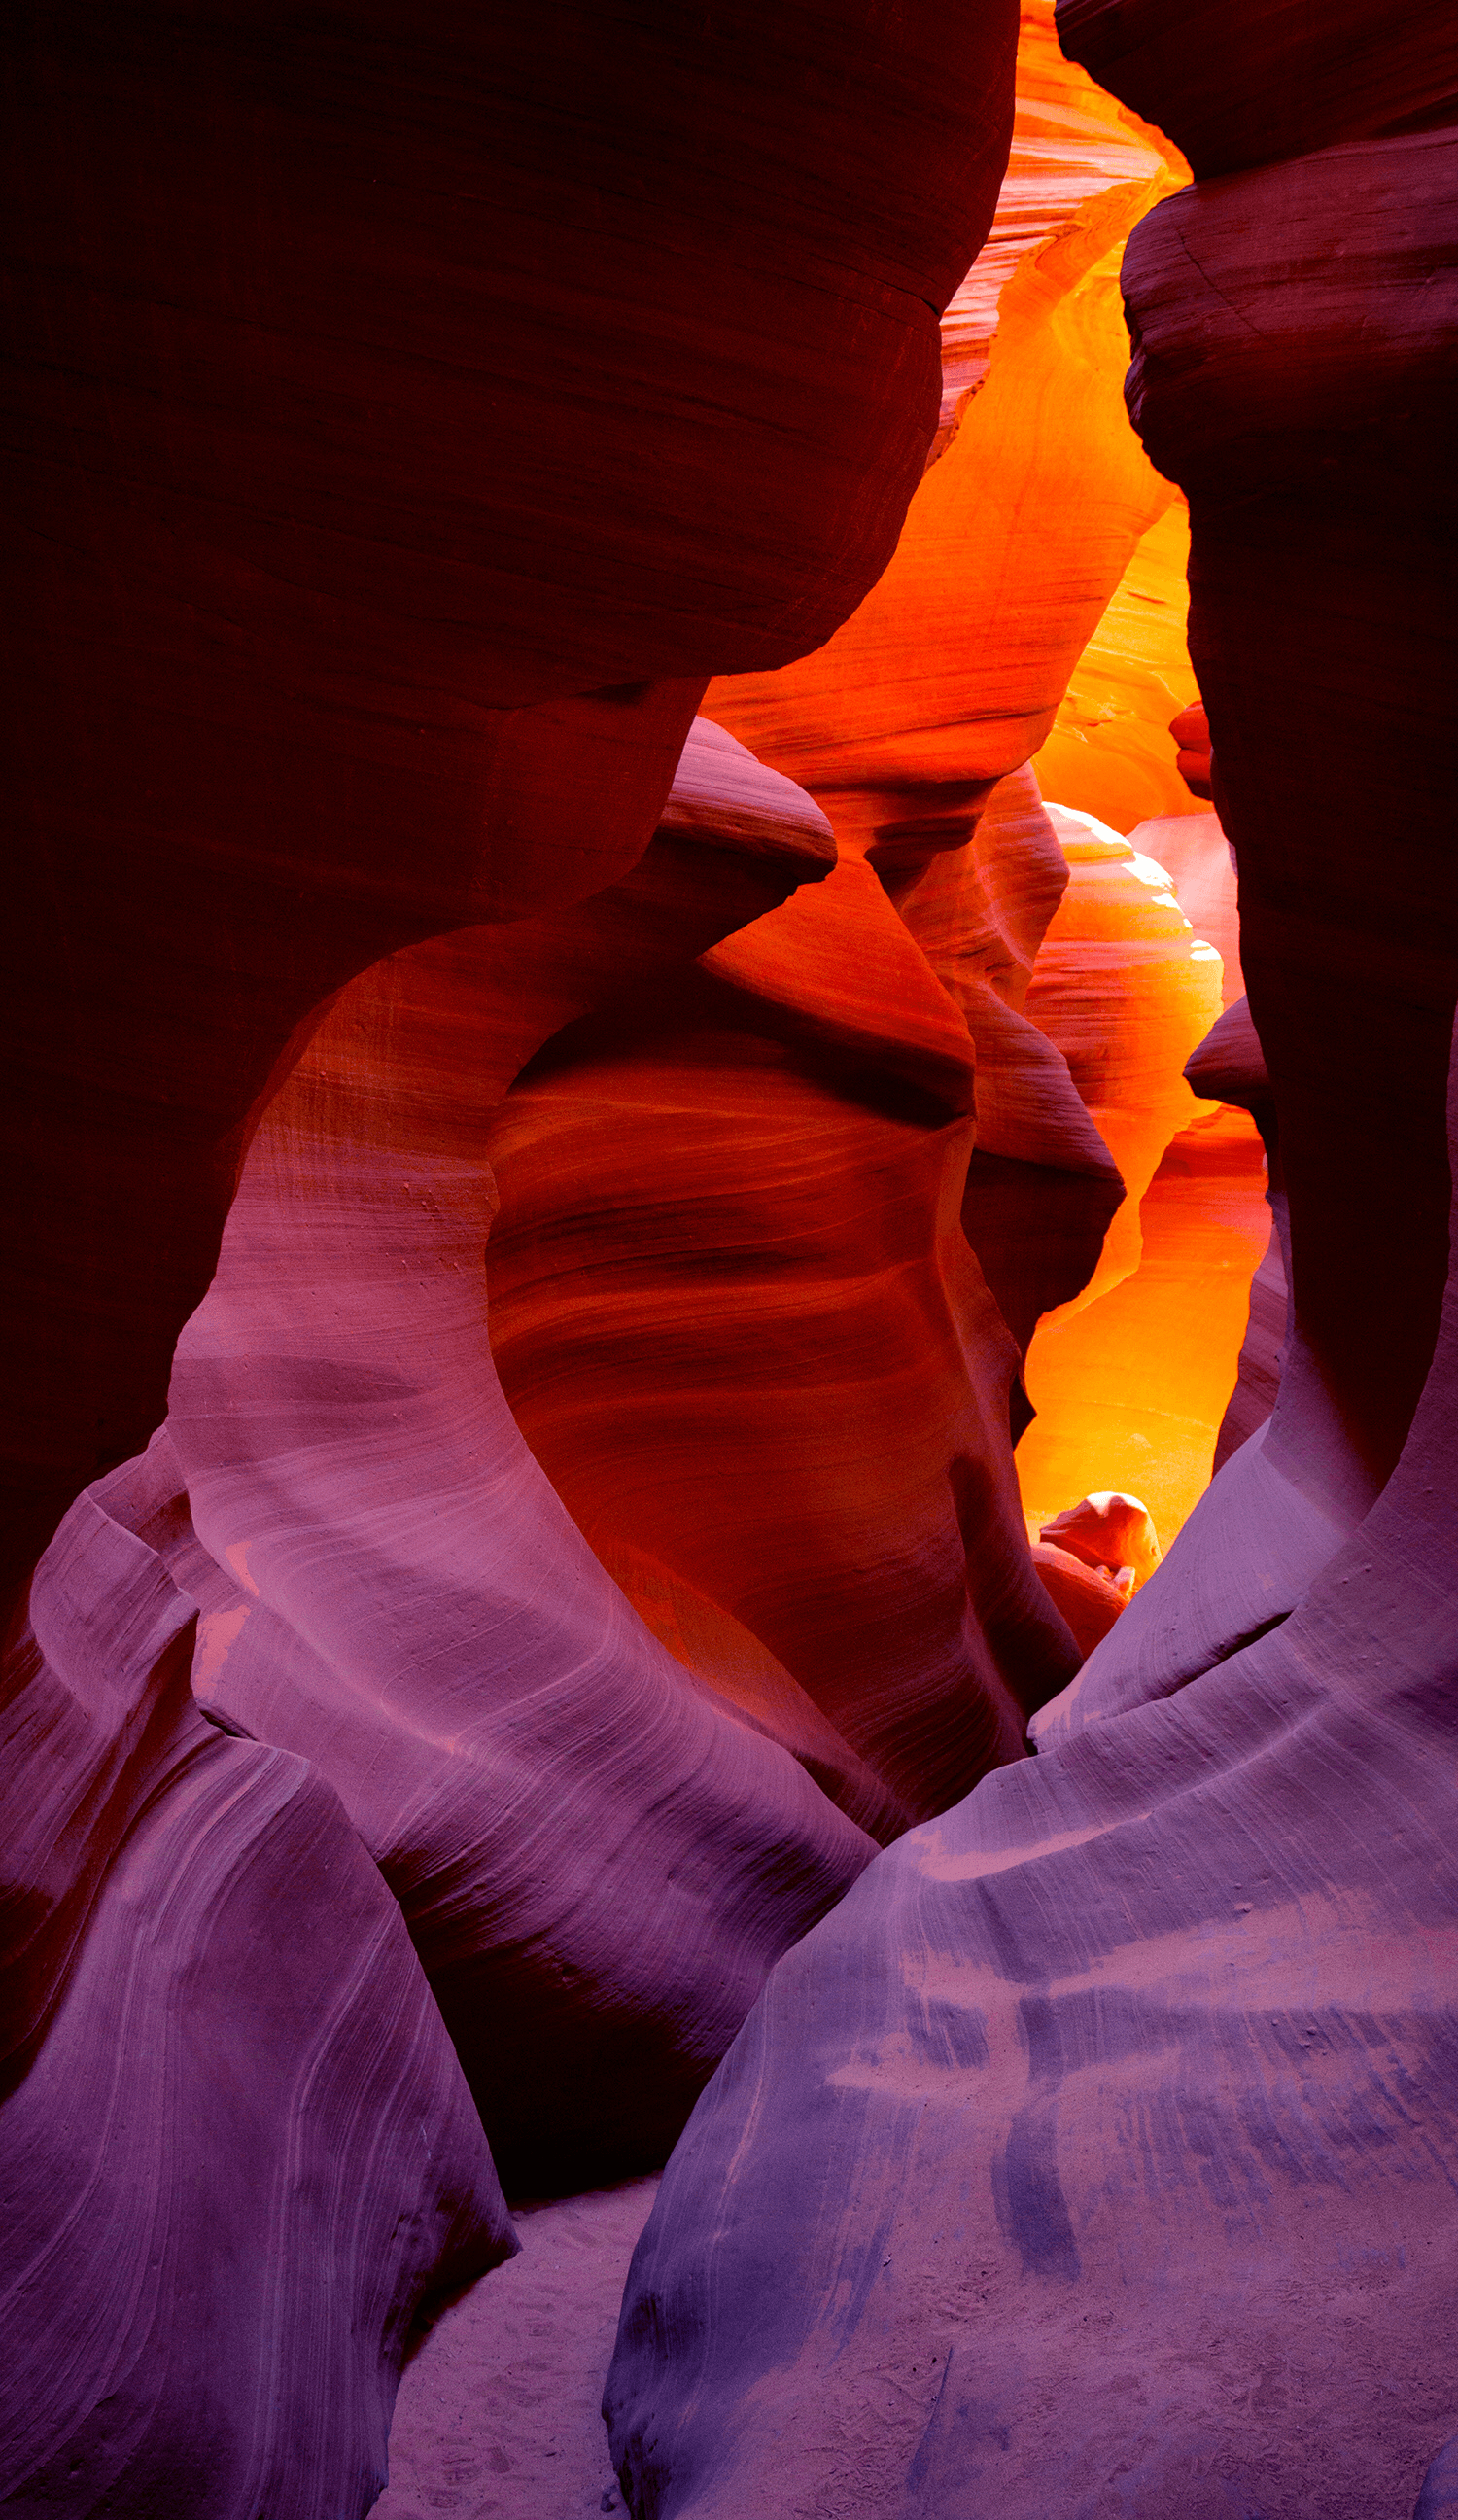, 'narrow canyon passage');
3,3,1453,2518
